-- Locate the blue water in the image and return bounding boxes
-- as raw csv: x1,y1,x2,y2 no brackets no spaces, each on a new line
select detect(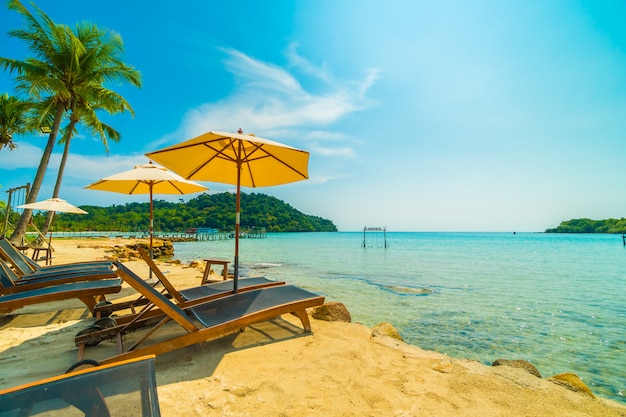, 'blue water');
172,232,626,404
